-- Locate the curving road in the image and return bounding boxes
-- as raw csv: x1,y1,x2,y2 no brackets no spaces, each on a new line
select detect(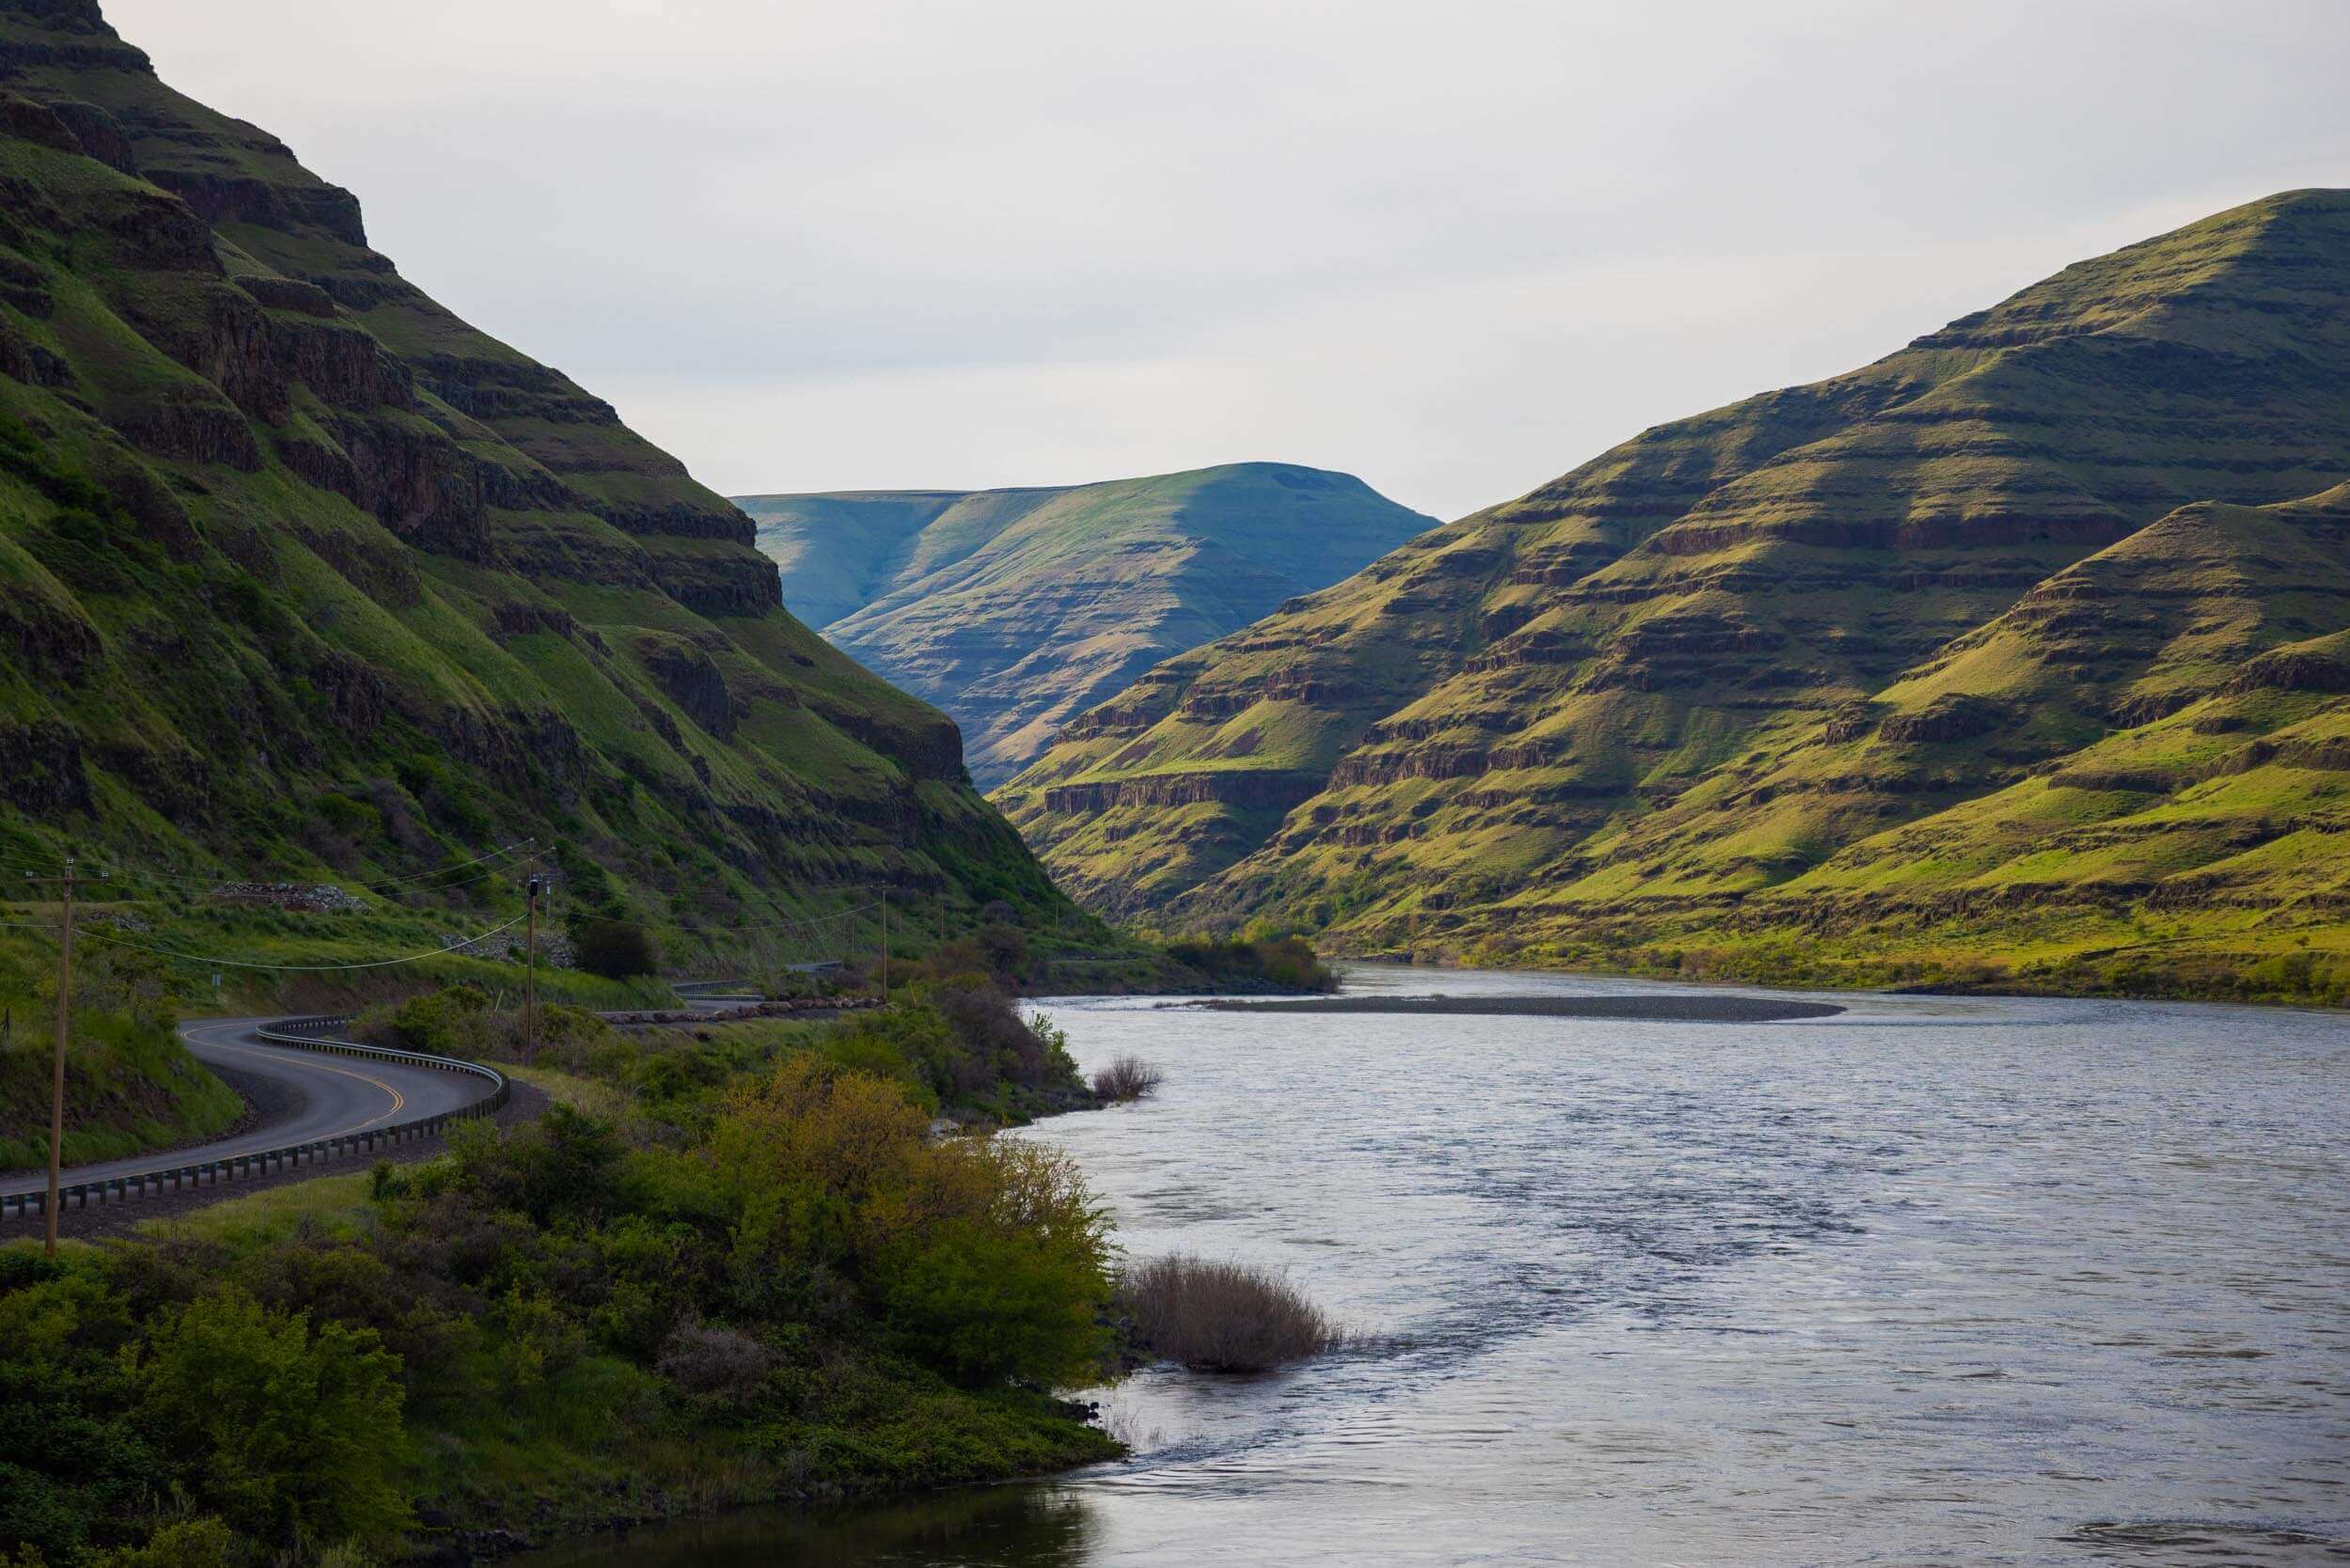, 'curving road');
0,1016,491,1202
